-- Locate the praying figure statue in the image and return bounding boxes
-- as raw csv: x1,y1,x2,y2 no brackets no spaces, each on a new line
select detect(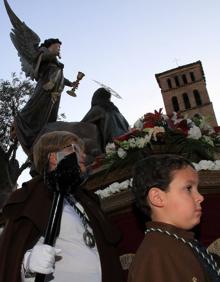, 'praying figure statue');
82,87,130,152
